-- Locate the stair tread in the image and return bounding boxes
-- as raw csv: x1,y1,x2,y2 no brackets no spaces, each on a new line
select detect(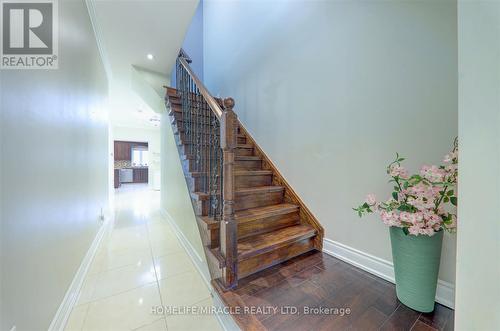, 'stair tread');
235,203,299,222
234,170,272,176
238,144,253,149
236,155,261,160
237,225,316,260
192,185,283,200
200,203,299,227
236,186,284,194
189,170,272,177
